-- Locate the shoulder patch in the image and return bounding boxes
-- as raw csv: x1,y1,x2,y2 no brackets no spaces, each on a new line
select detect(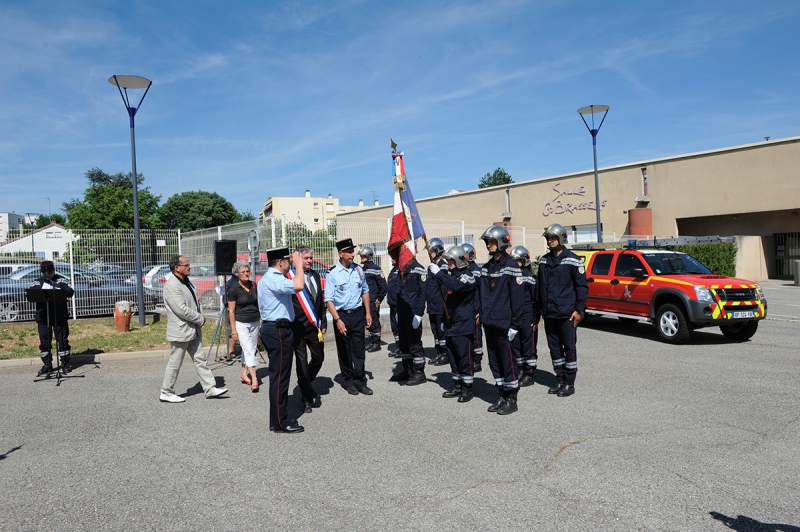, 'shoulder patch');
578,265,585,274
421,275,427,282
516,277,523,284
